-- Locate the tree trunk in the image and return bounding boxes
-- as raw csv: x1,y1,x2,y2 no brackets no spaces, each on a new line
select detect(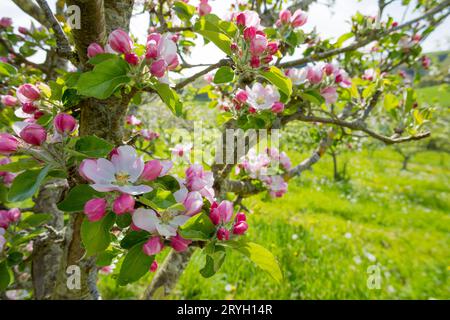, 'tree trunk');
401,156,410,171
331,151,339,181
